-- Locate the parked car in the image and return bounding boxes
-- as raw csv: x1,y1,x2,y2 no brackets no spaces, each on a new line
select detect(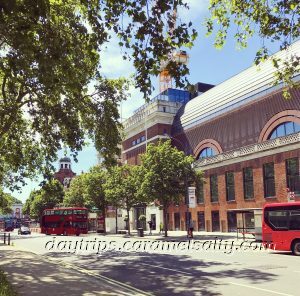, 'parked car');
18,226,31,235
